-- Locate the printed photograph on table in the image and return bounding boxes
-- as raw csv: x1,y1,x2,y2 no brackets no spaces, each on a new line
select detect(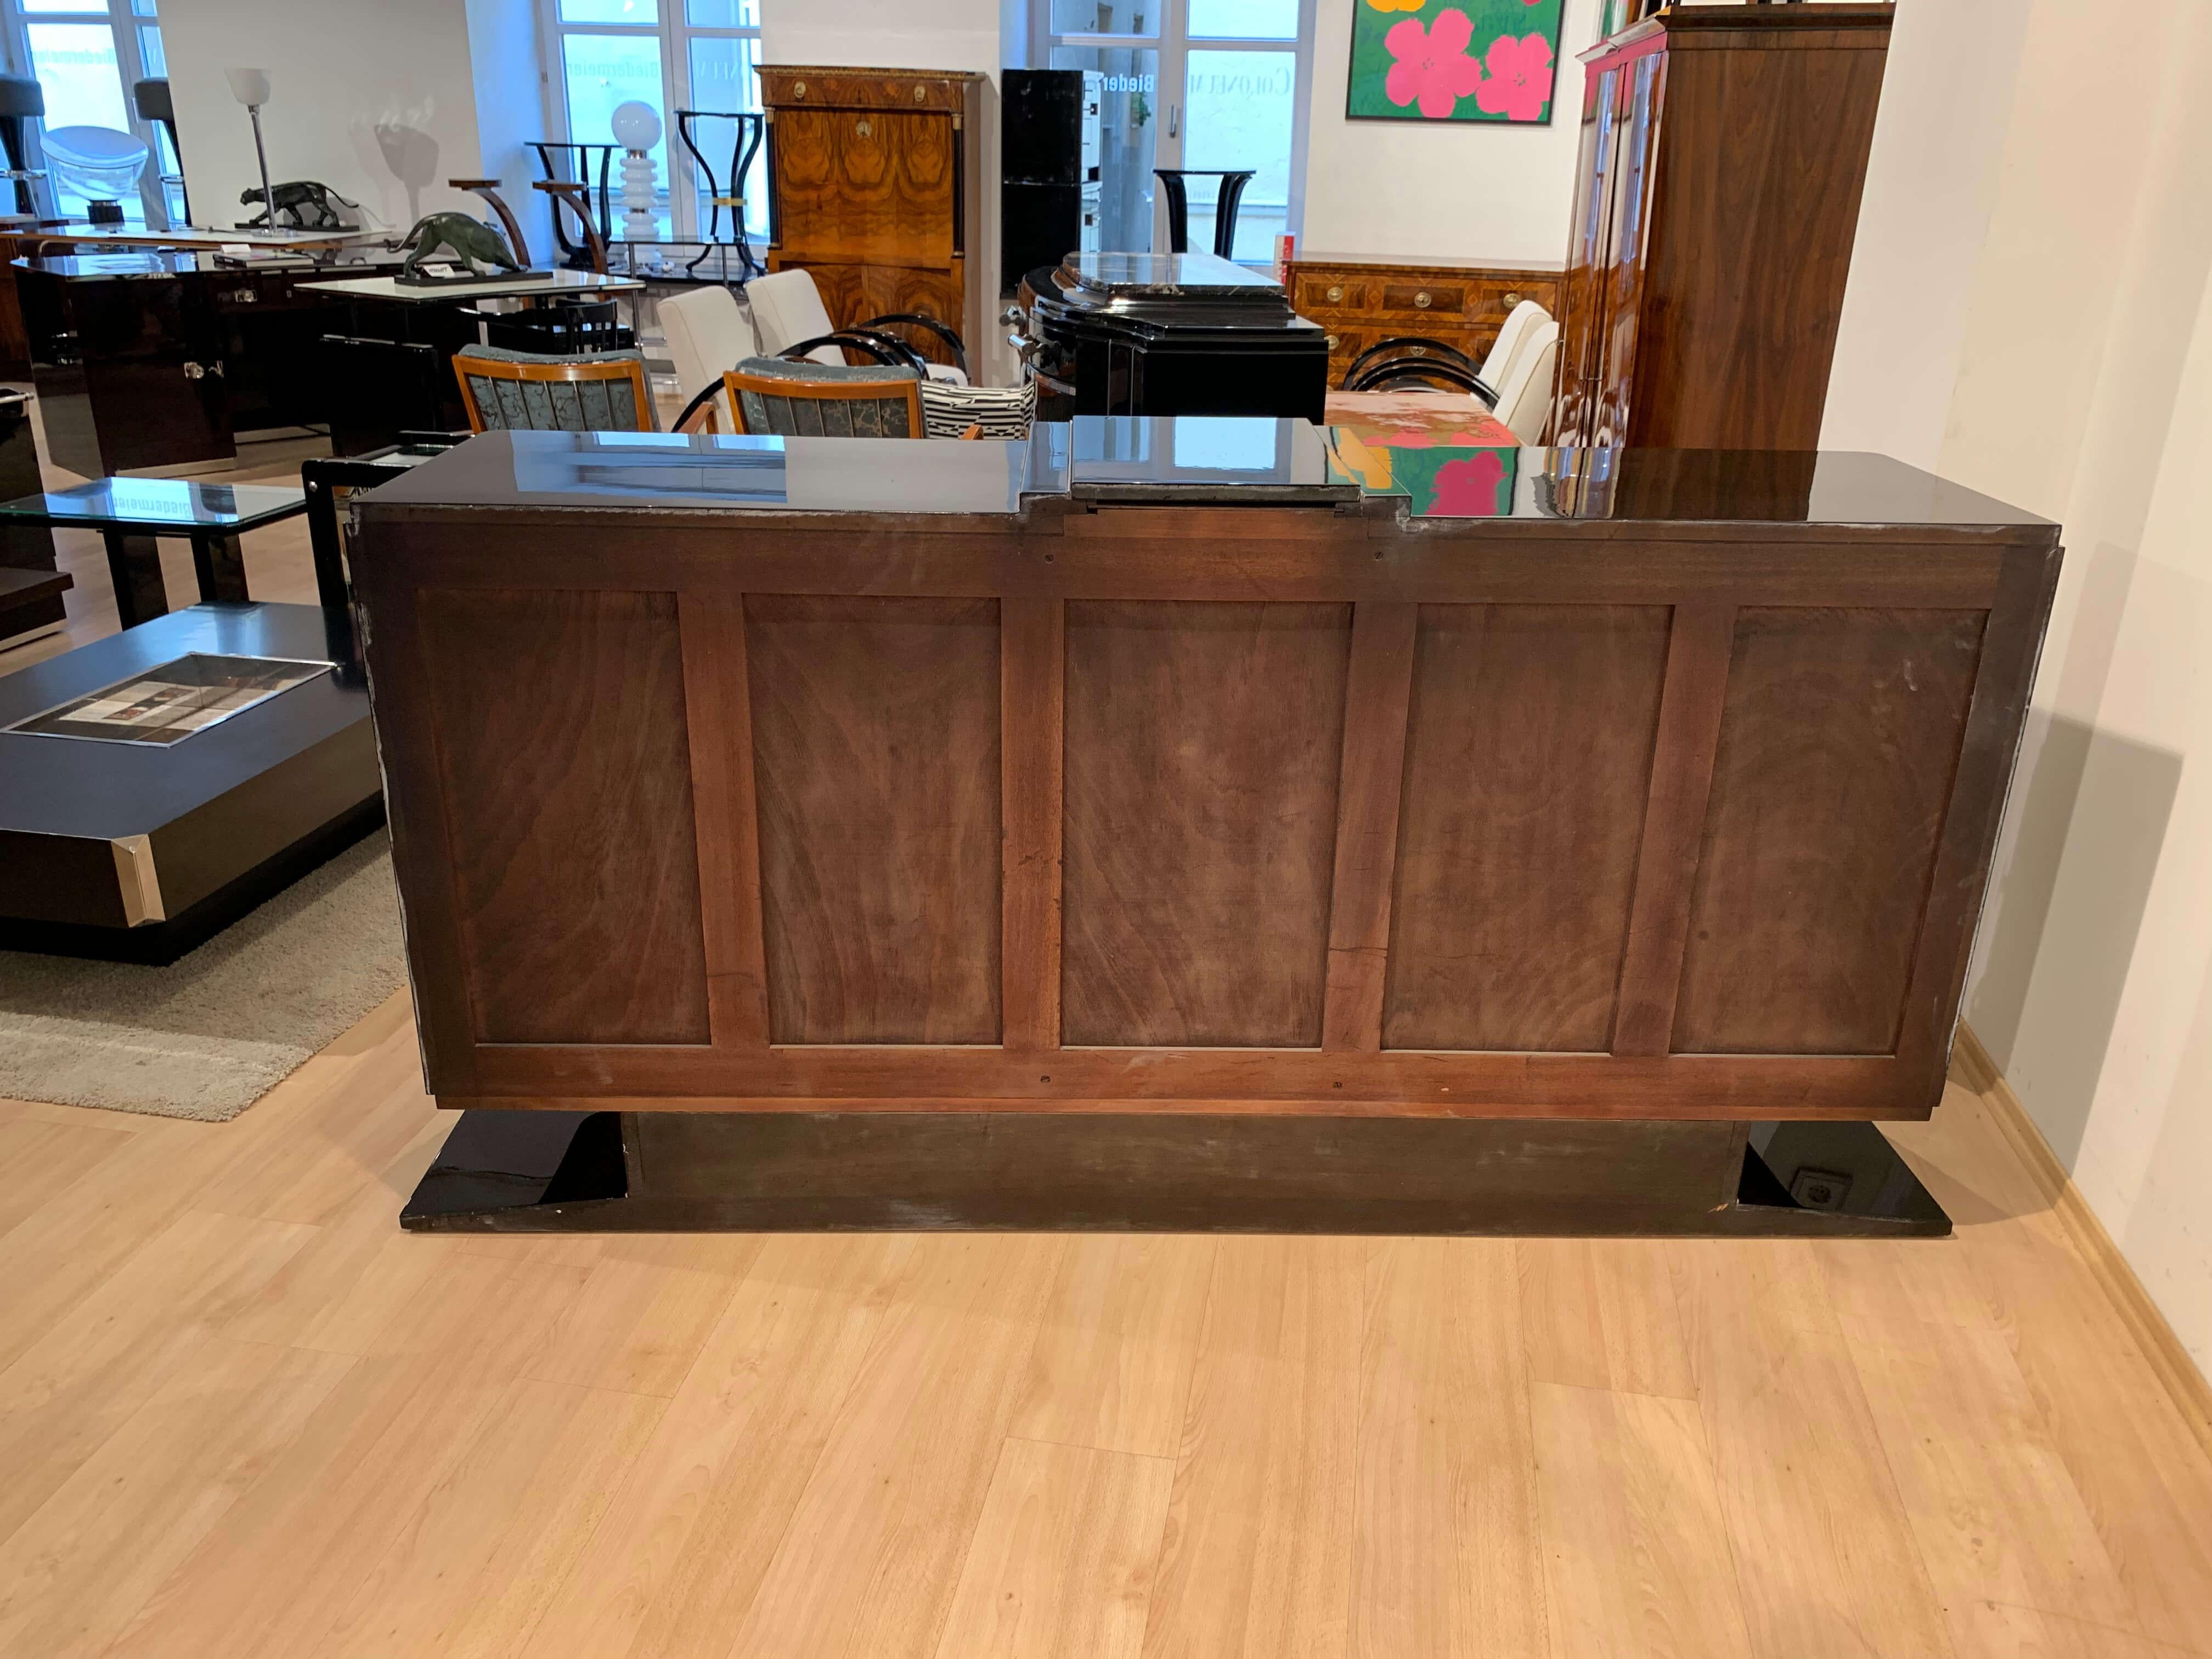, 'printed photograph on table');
1346,0,1564,126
